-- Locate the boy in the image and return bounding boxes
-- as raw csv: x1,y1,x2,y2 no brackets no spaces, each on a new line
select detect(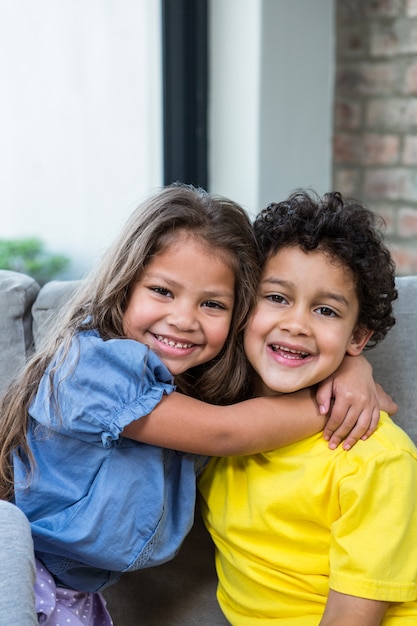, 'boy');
199,191,417,625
